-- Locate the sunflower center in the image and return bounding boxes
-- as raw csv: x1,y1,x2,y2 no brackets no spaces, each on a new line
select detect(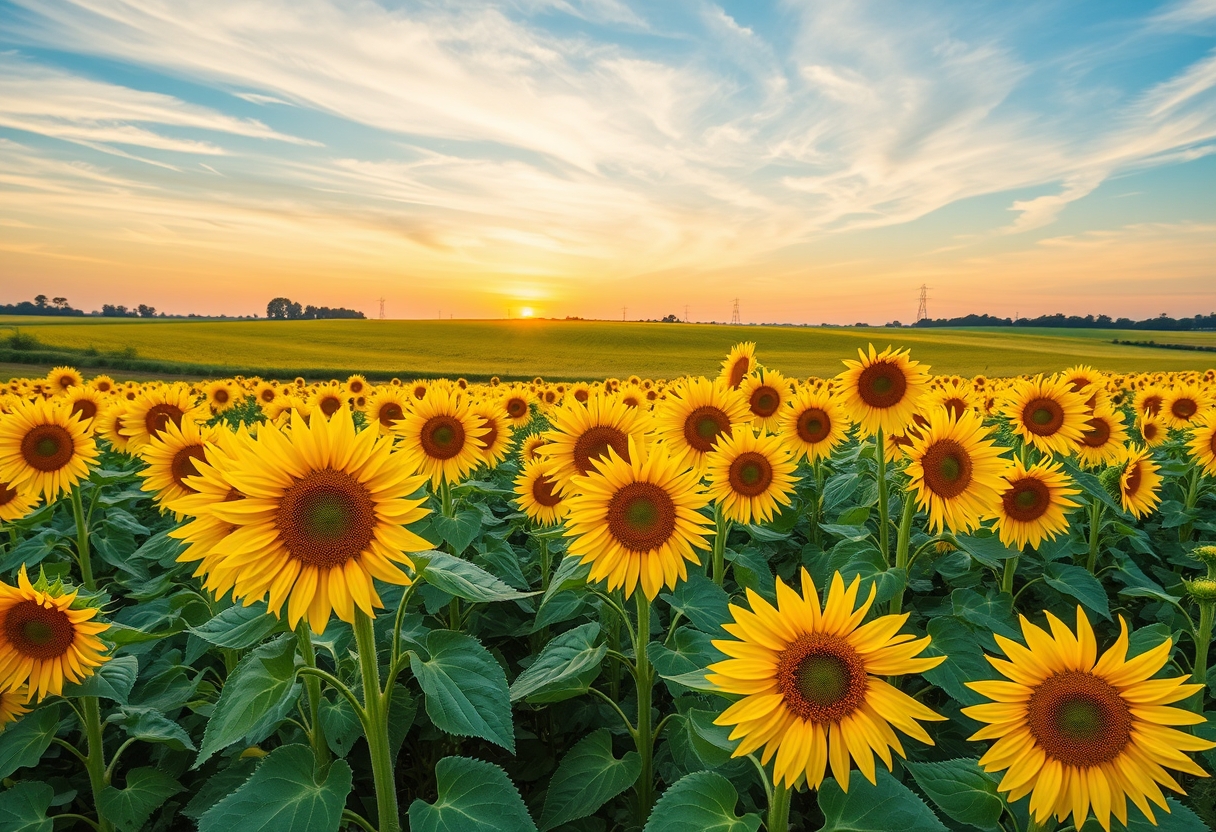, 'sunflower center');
277,468,376,569
1027,670,1131,767
421,415,467,461
1123,462,1142,497
0,482,16,507
574,389,589,403
606,482,677,552
171,445,208,492
573,425,630,475
70,400,98,422
5,600,74,660
144,404,185,440
1142,422,1158,441
796,408,831,443
728,451,773,497
1171,398,1197,420
214,389,229,403
1023,398,1064,436
506,397,527,417
261,389,277,402
1142,395,1162,416
20,425,74,472
684,406,732,452
944,398,967,419
750,387,780,417
349,381,364,393
319,395,342,416
413,386,427,400
776,633,868,723
378,403,404,428
481,419,500,452
1081,417,1111,448
531,473,562,507
921,439,973,499
728,357,749,389
857,362,907,409
1003,477,1050,522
